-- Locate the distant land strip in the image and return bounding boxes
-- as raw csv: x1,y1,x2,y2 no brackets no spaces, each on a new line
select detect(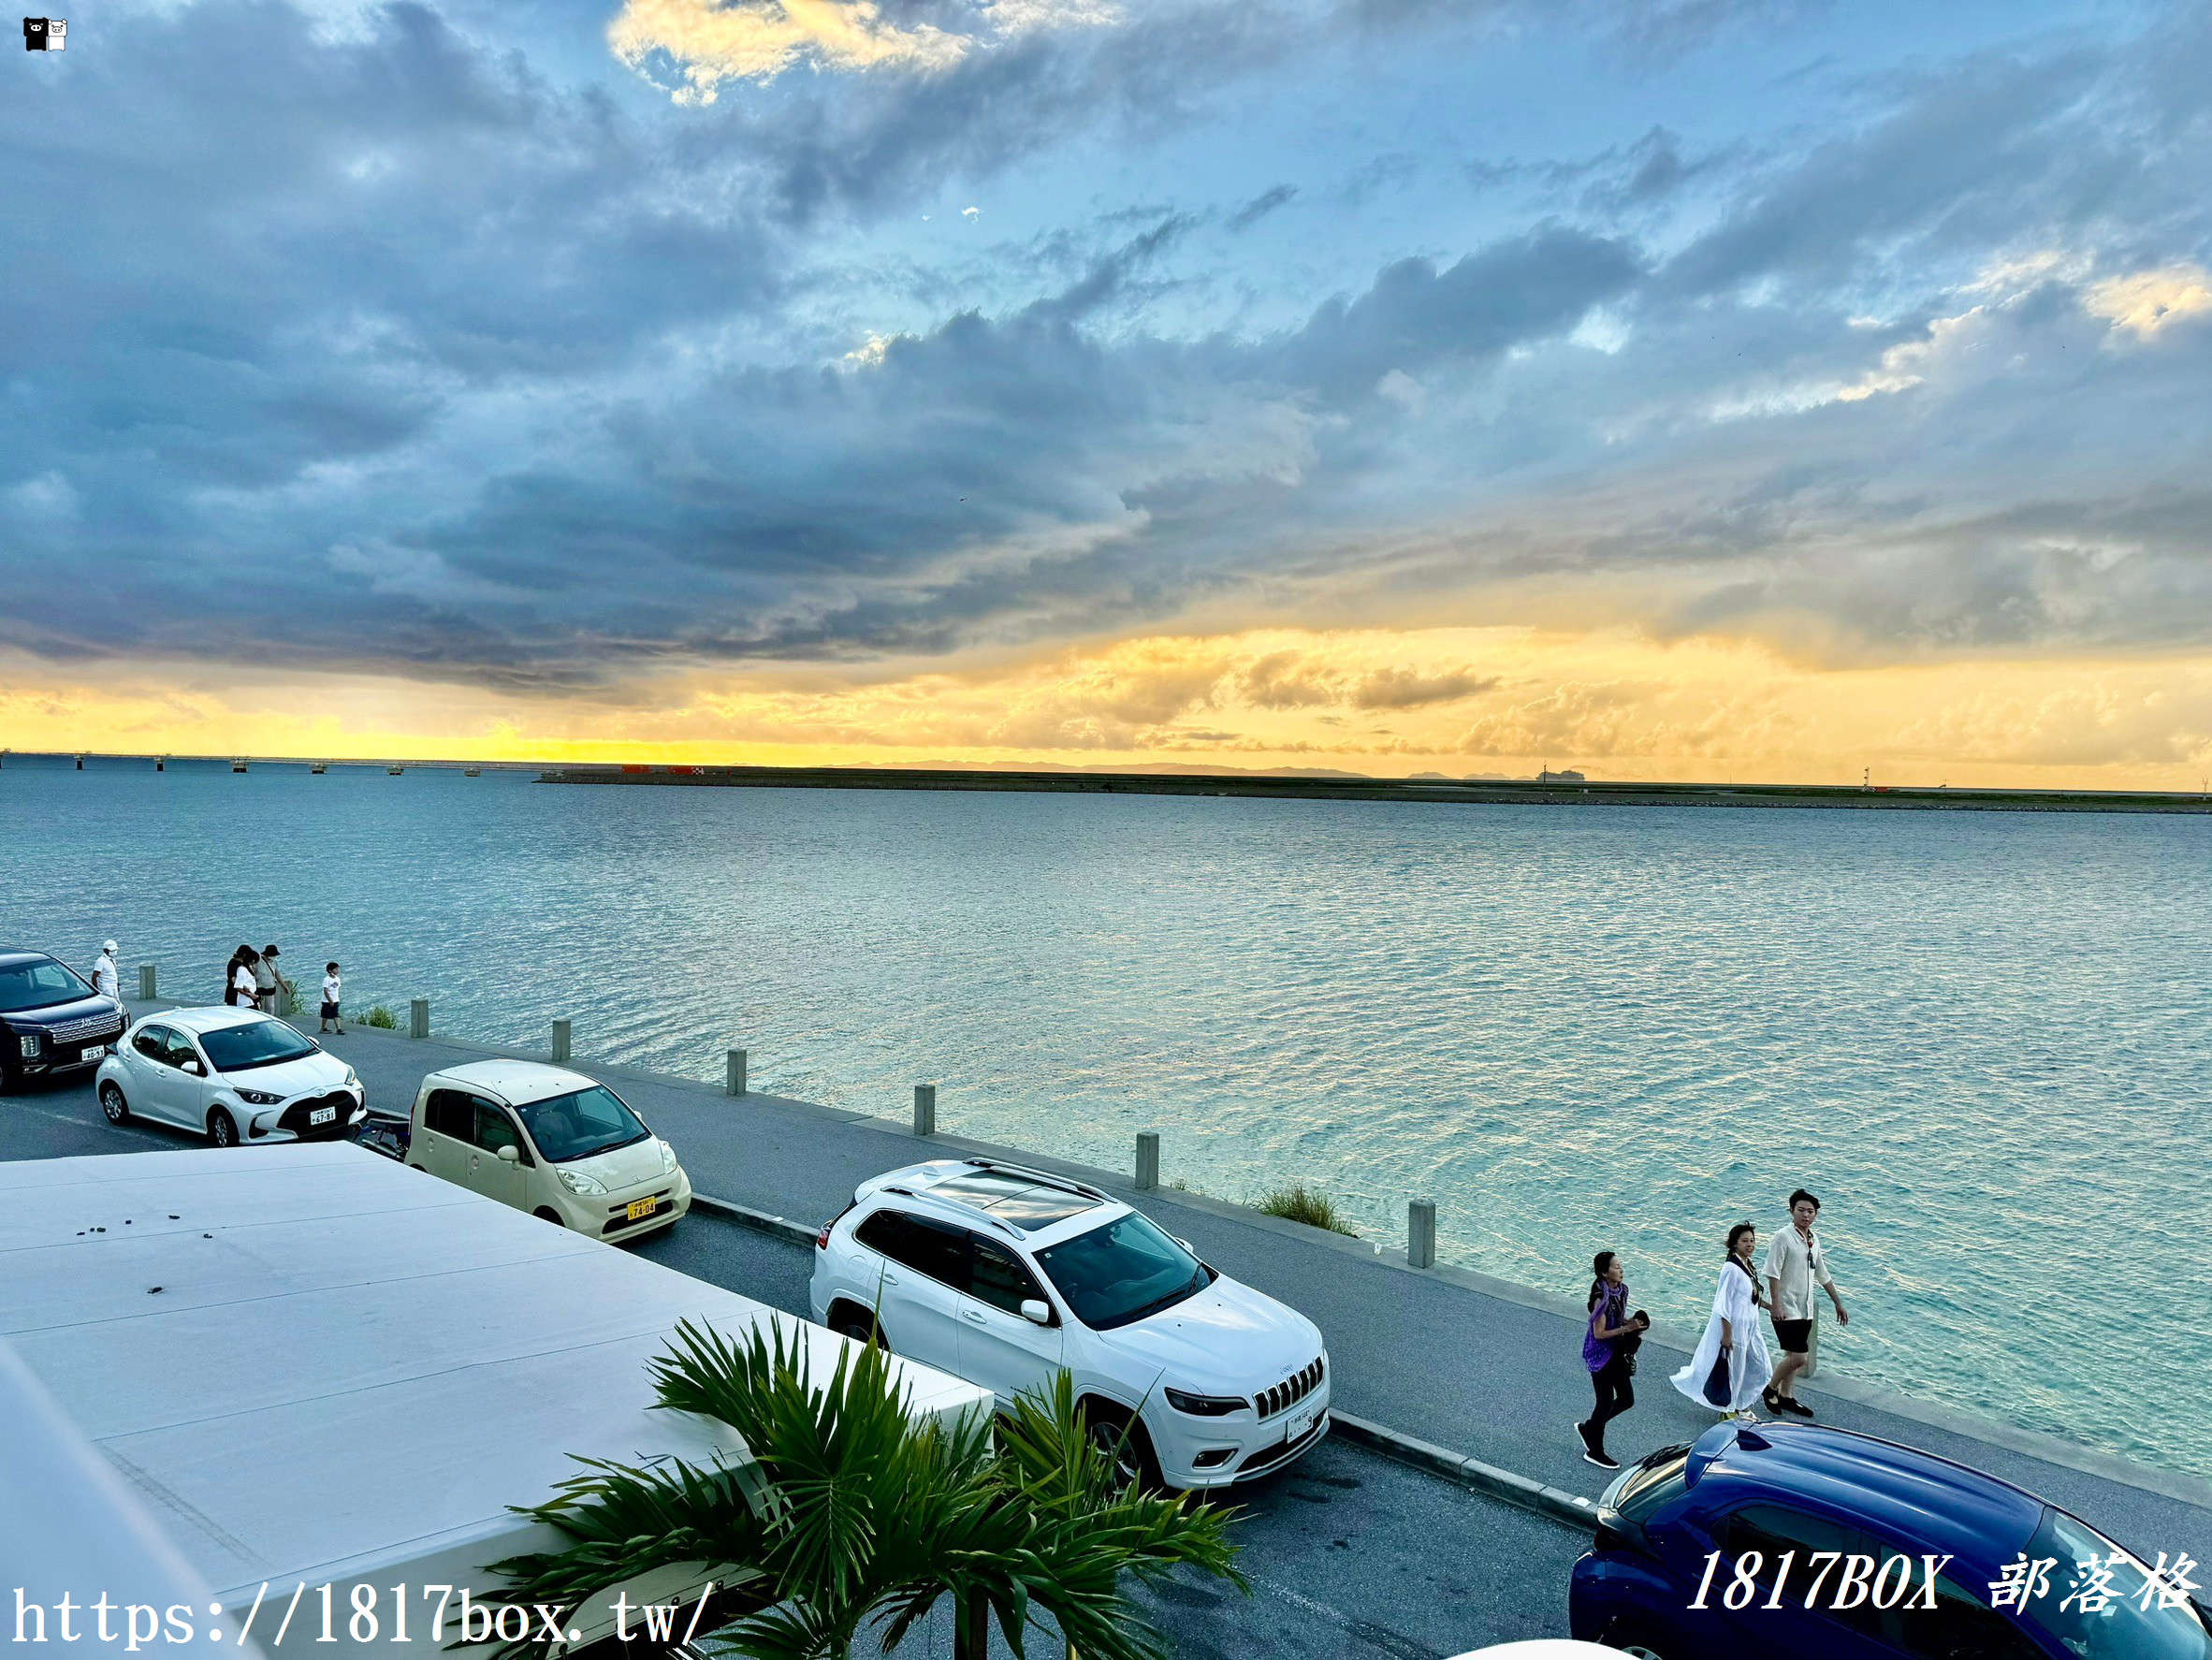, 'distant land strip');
538,764,2212,814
